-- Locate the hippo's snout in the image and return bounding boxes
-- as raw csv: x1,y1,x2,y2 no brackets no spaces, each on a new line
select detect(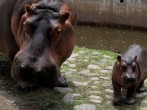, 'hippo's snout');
124,73,136,84
11,55,59,87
